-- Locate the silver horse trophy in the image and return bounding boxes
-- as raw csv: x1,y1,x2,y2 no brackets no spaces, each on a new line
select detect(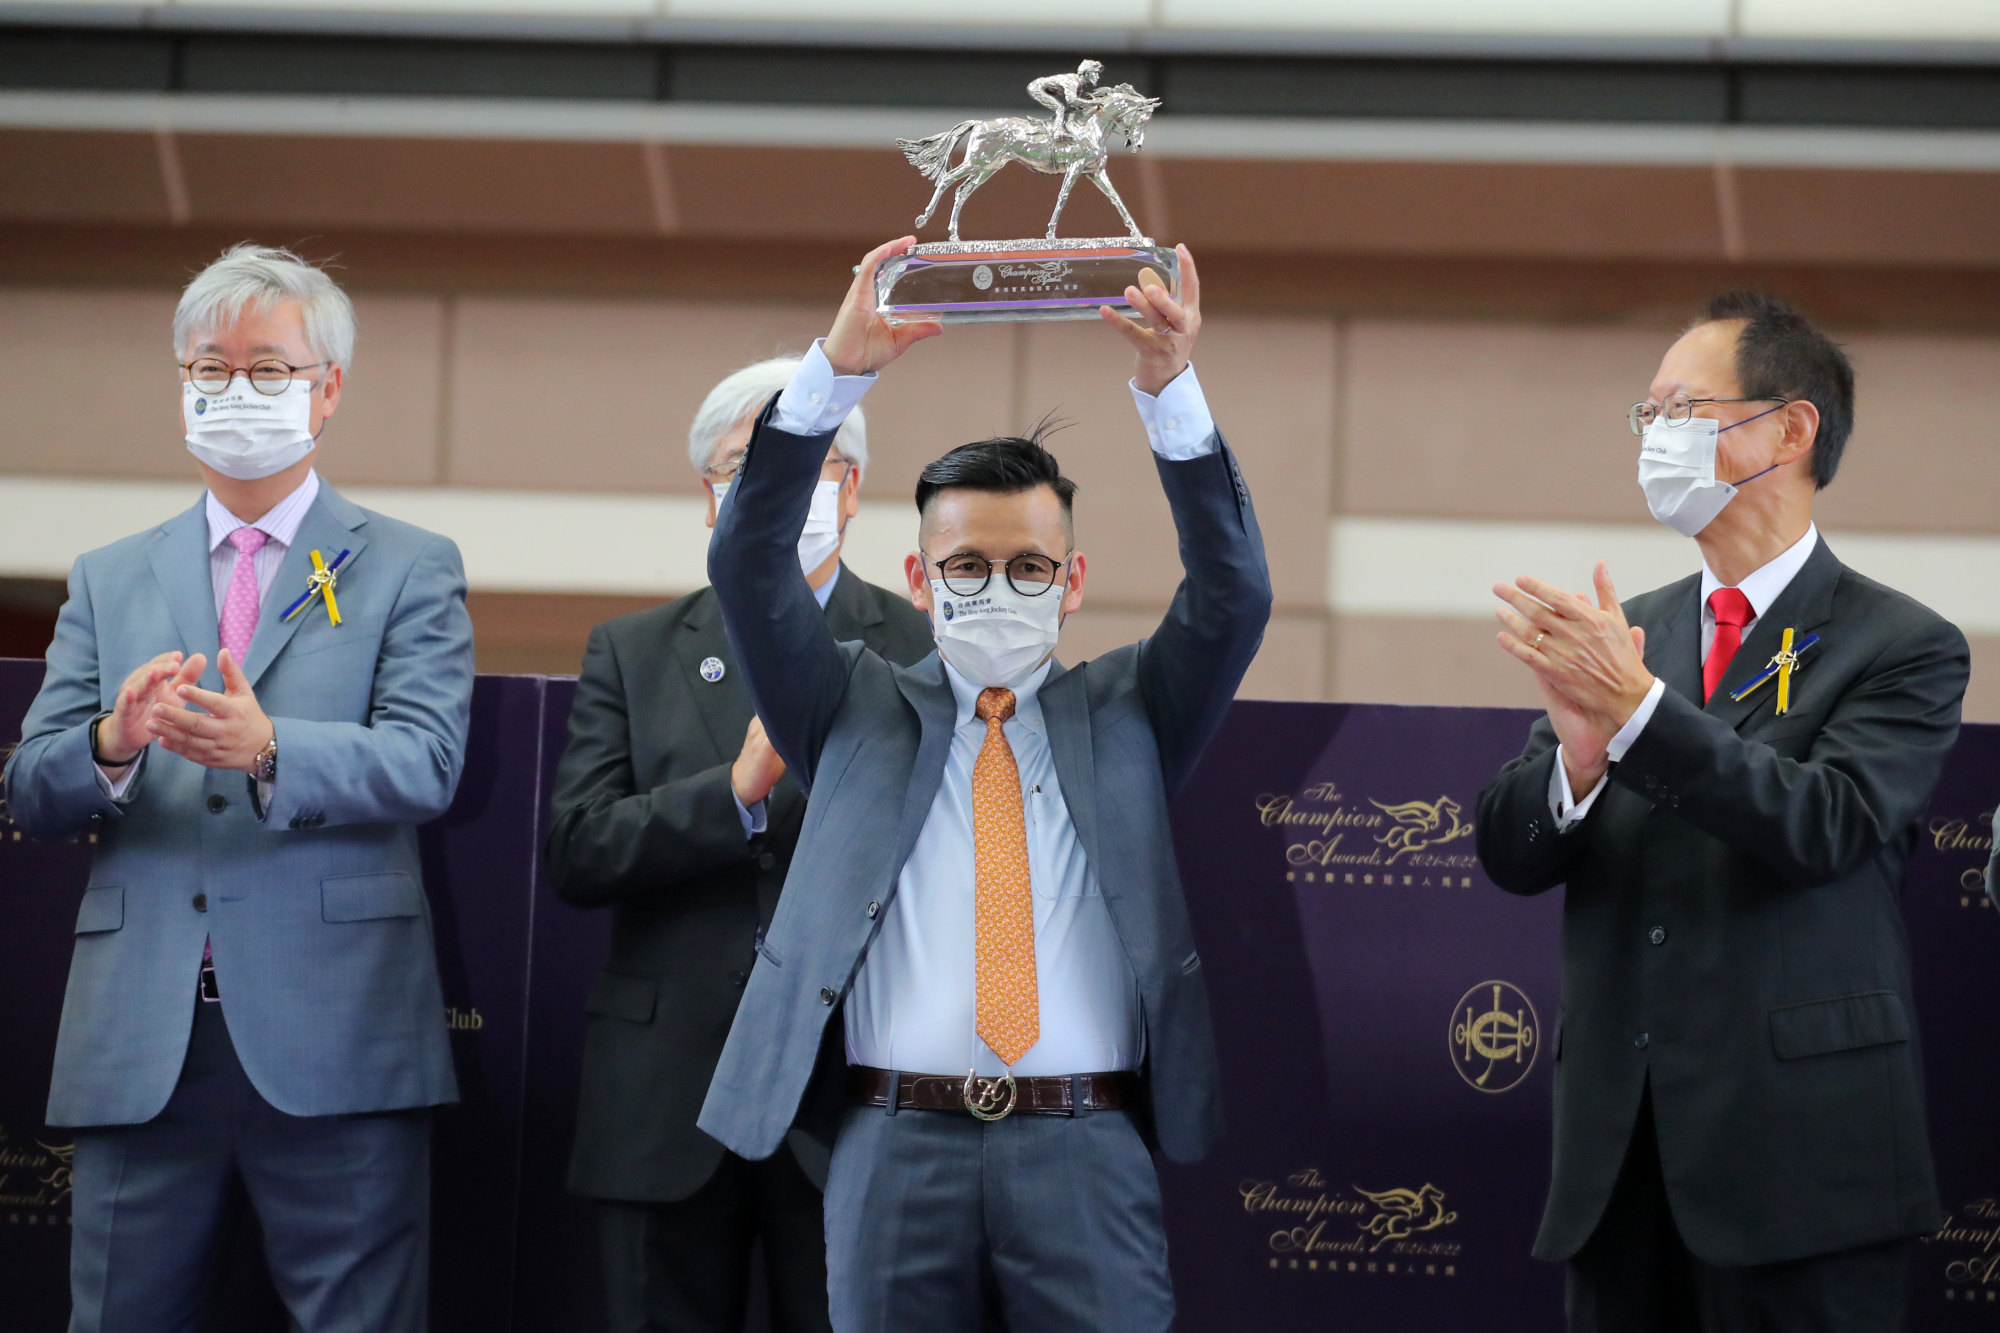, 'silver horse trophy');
874,61,1178,325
